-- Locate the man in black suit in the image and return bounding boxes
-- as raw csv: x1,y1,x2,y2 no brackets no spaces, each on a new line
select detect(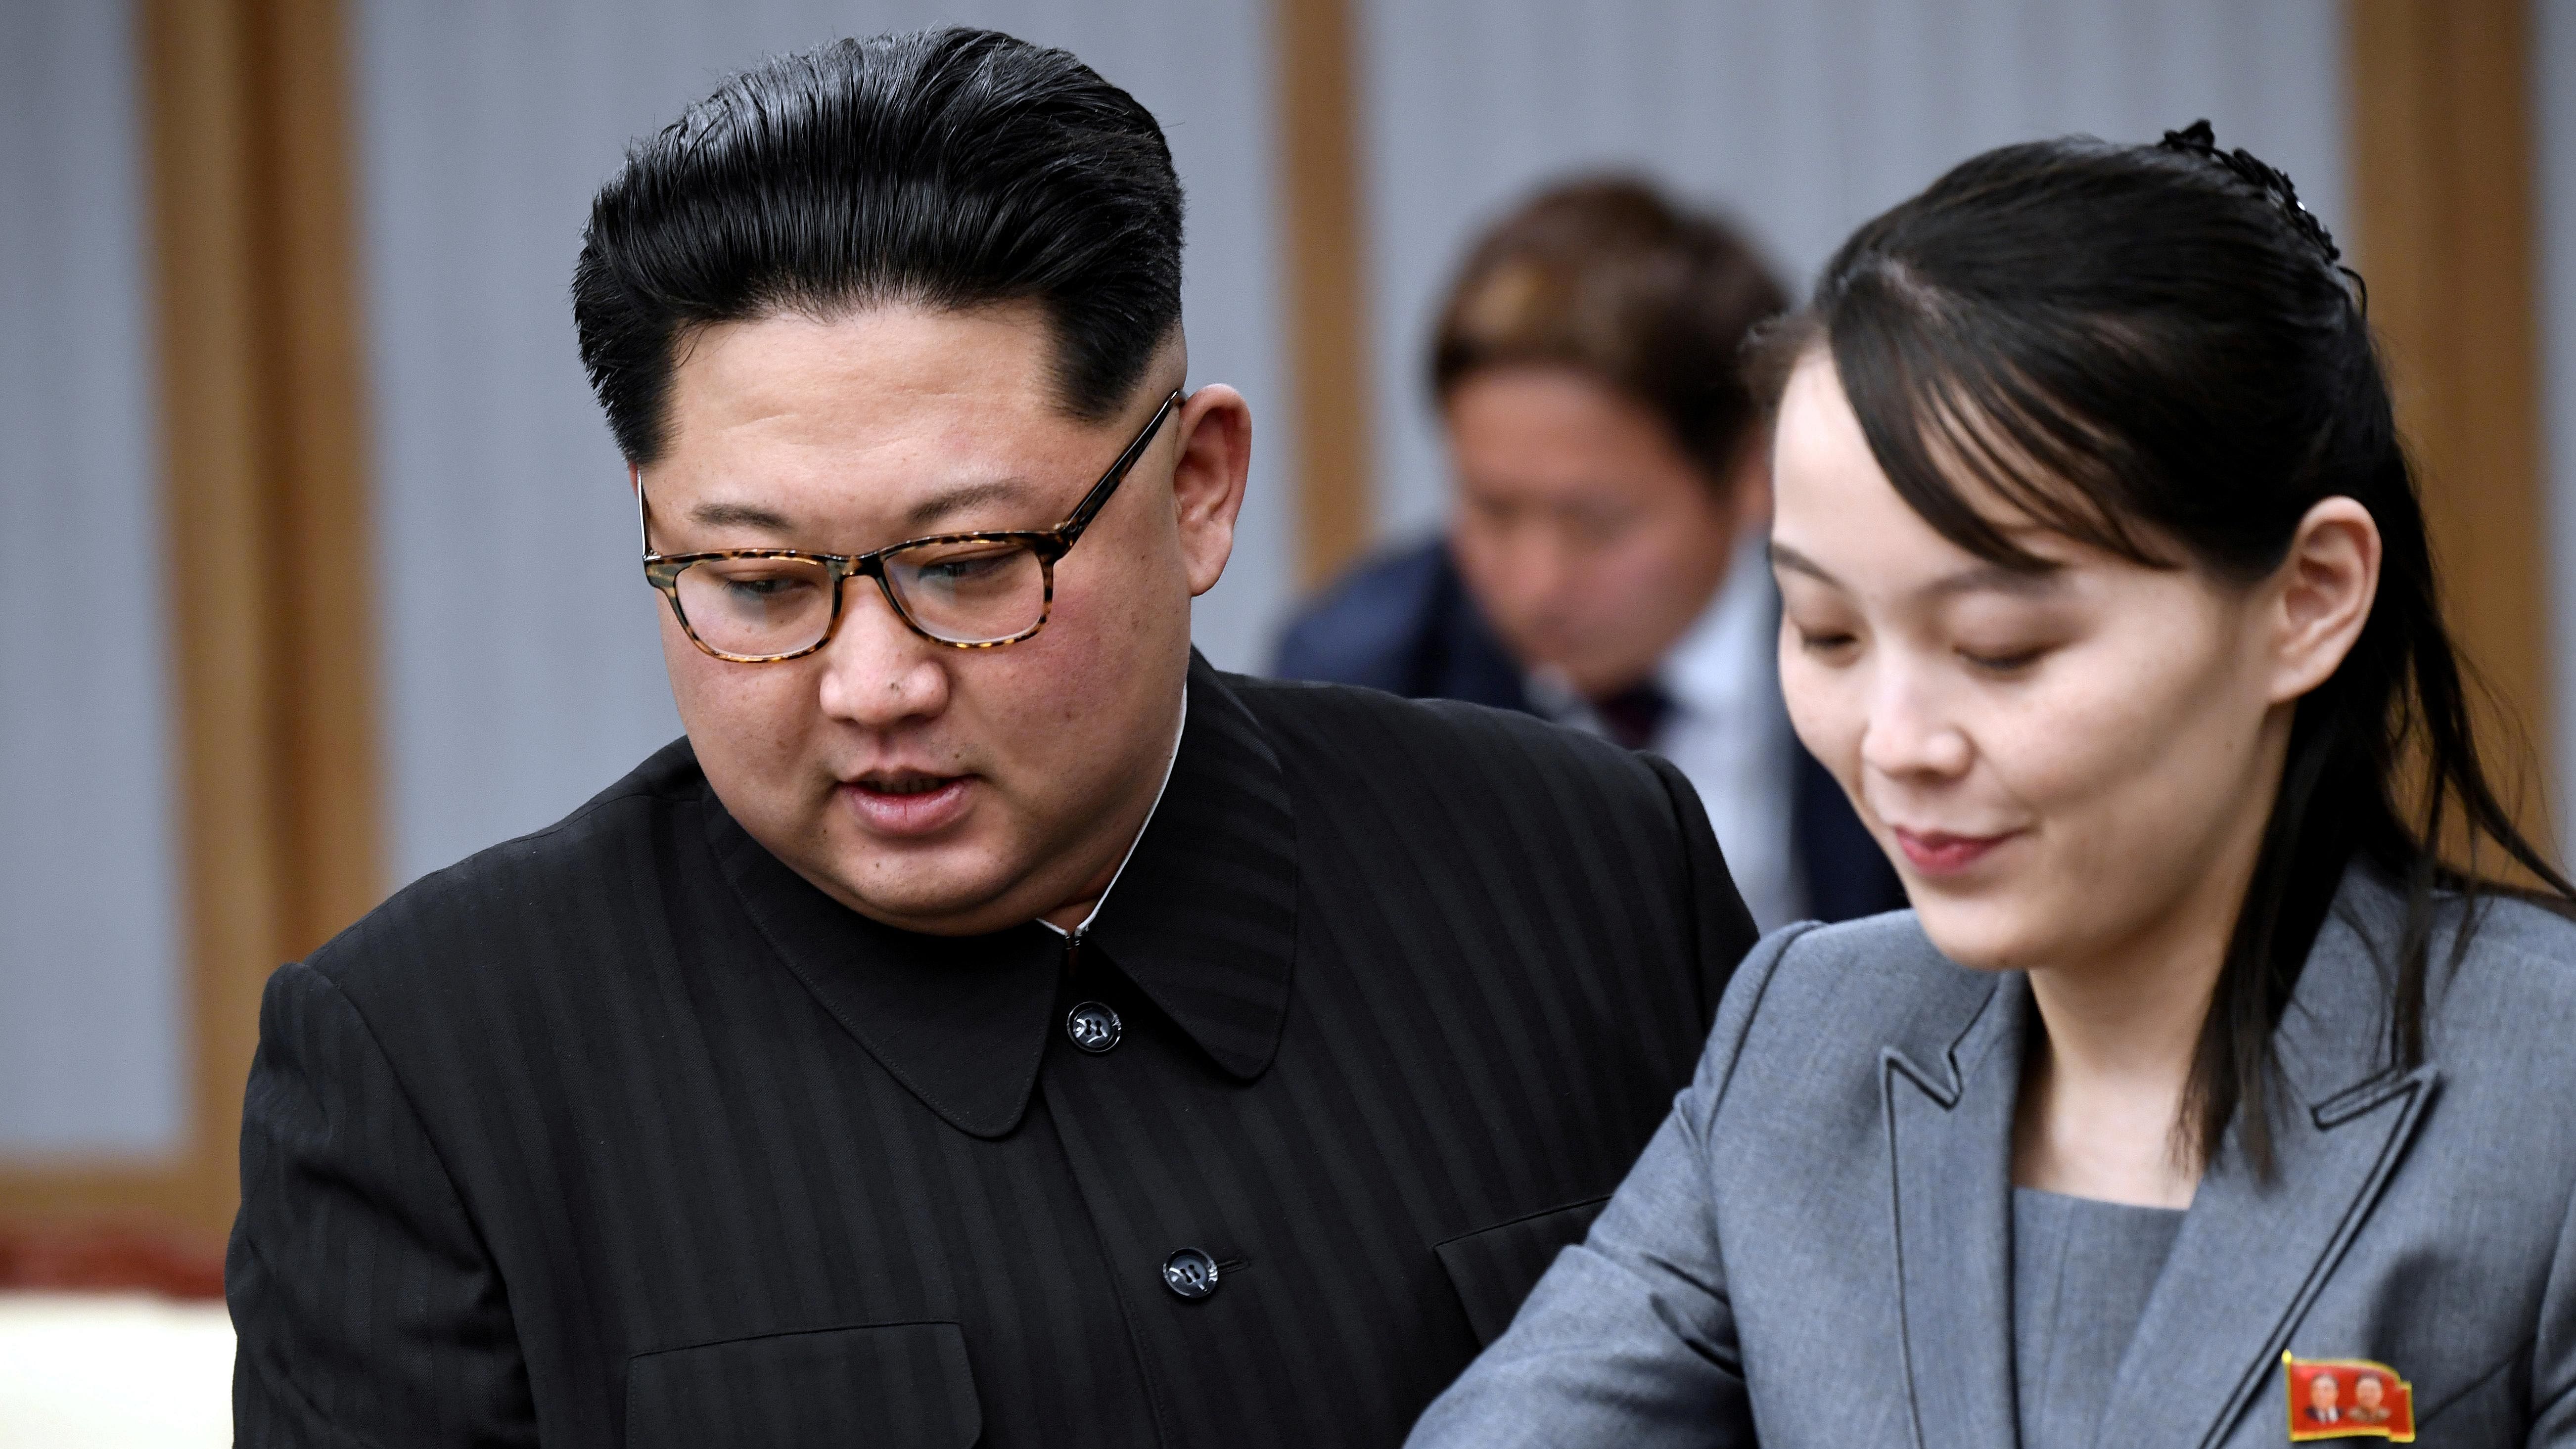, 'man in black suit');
1275,180,1903,930
228,28,1756,1449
